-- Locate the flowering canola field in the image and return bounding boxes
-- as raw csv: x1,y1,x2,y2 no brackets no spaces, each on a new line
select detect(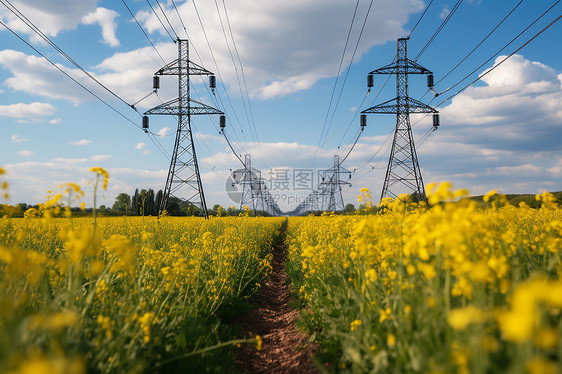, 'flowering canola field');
286,184,562,373
0,168,282,373
1,166,561,373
